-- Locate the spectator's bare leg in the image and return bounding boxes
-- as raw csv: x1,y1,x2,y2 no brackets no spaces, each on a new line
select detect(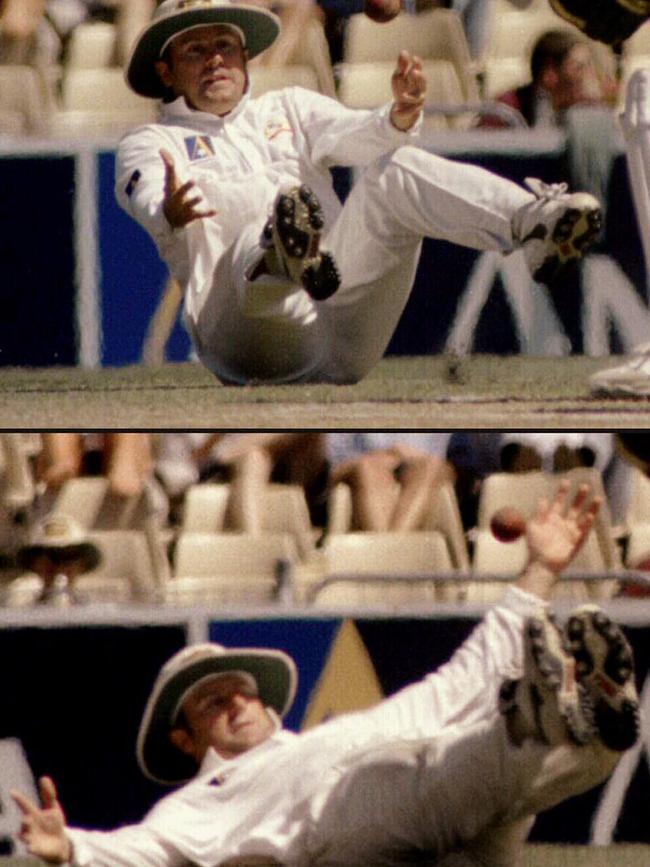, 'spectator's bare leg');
37,434,83,490
104,434,153,498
